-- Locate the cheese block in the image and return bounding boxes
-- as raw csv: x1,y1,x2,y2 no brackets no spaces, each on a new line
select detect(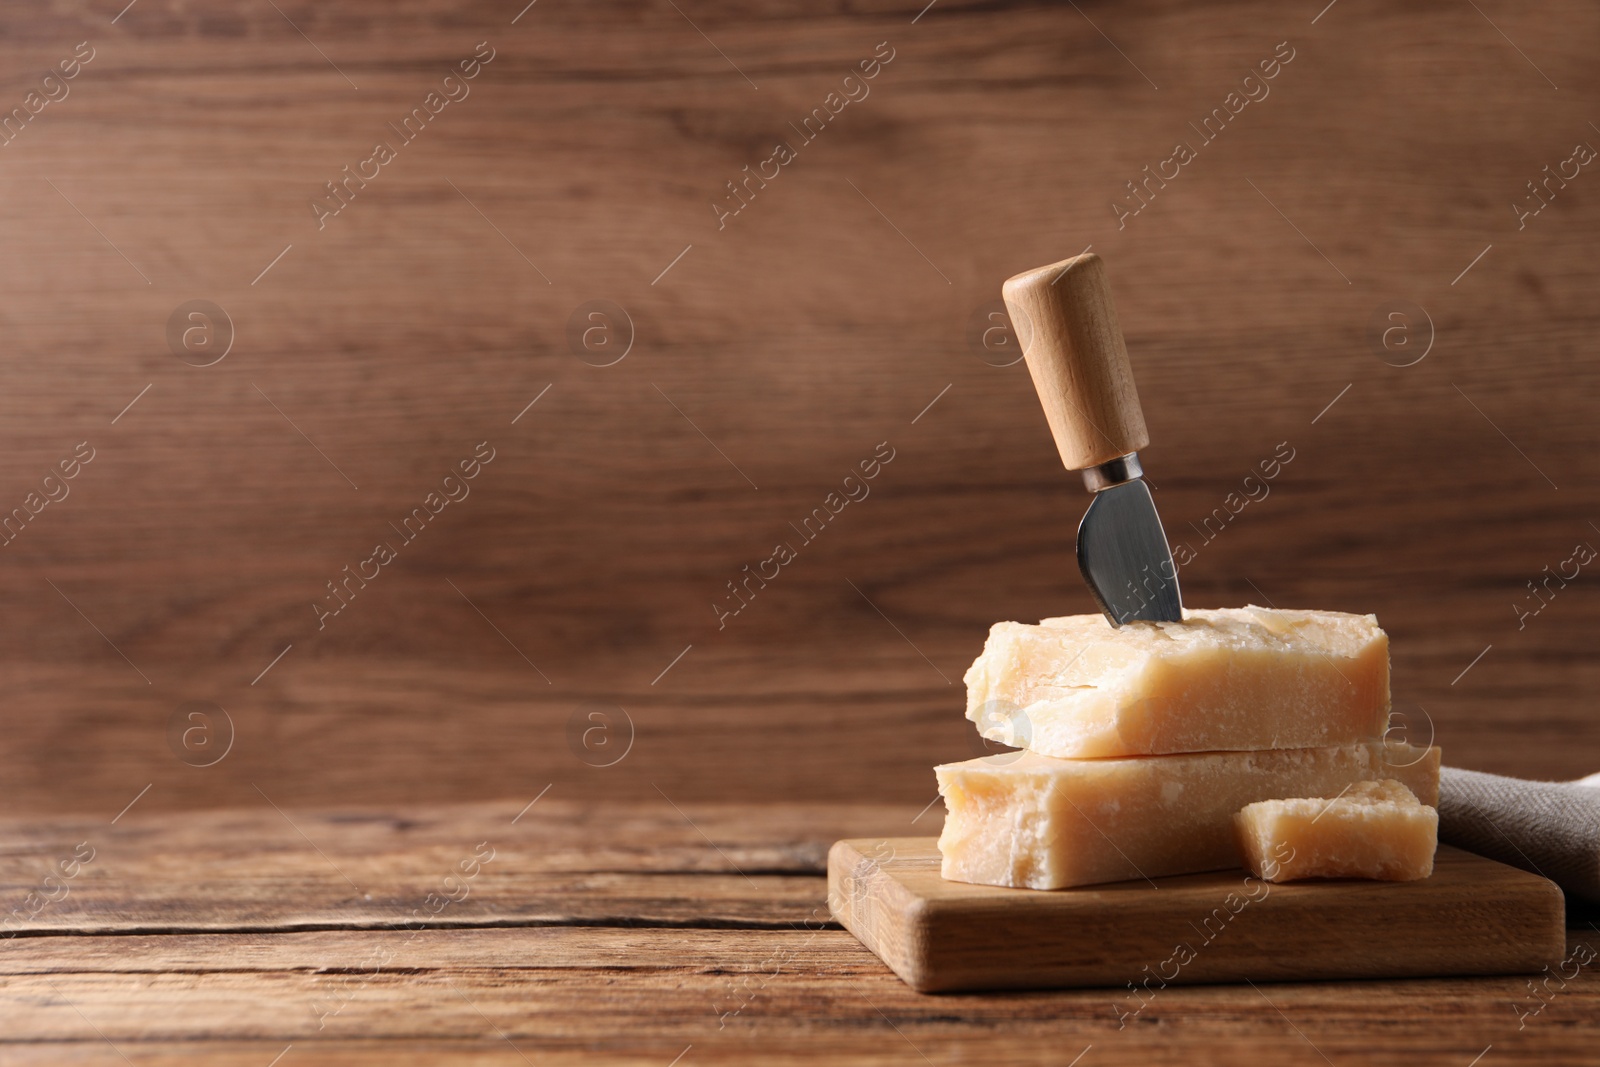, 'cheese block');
965,606,1390,759
936,741,1439,890
1235,779,1438,883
